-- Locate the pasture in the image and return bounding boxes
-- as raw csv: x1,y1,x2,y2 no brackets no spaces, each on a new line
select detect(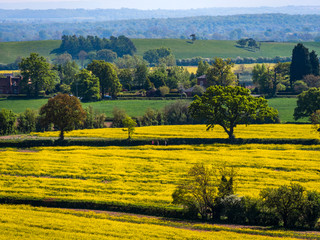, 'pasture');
1,39,320,64
0,97,305,123
0,204,318,240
